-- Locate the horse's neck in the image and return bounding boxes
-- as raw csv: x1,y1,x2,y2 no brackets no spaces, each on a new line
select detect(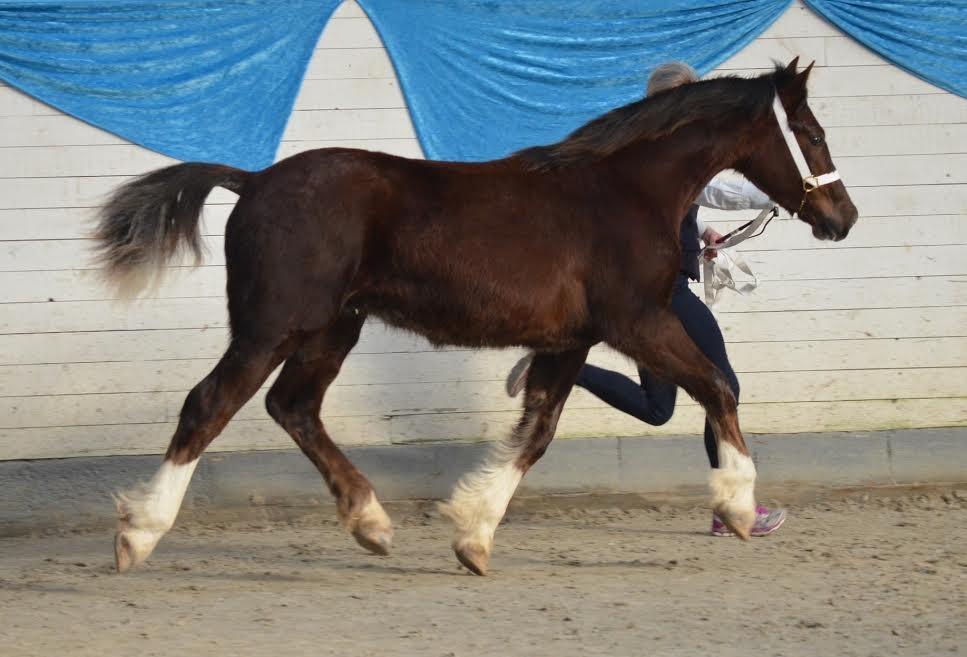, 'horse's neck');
622,119,755,228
